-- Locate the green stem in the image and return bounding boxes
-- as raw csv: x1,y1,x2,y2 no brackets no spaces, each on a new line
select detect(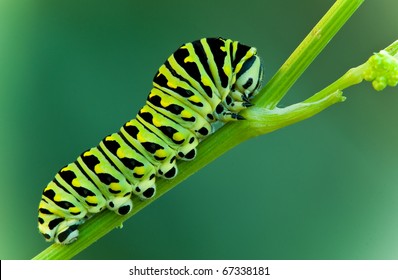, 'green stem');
304,64,367,103
32,0,364,260
385,40,398,56
254,0,364,109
